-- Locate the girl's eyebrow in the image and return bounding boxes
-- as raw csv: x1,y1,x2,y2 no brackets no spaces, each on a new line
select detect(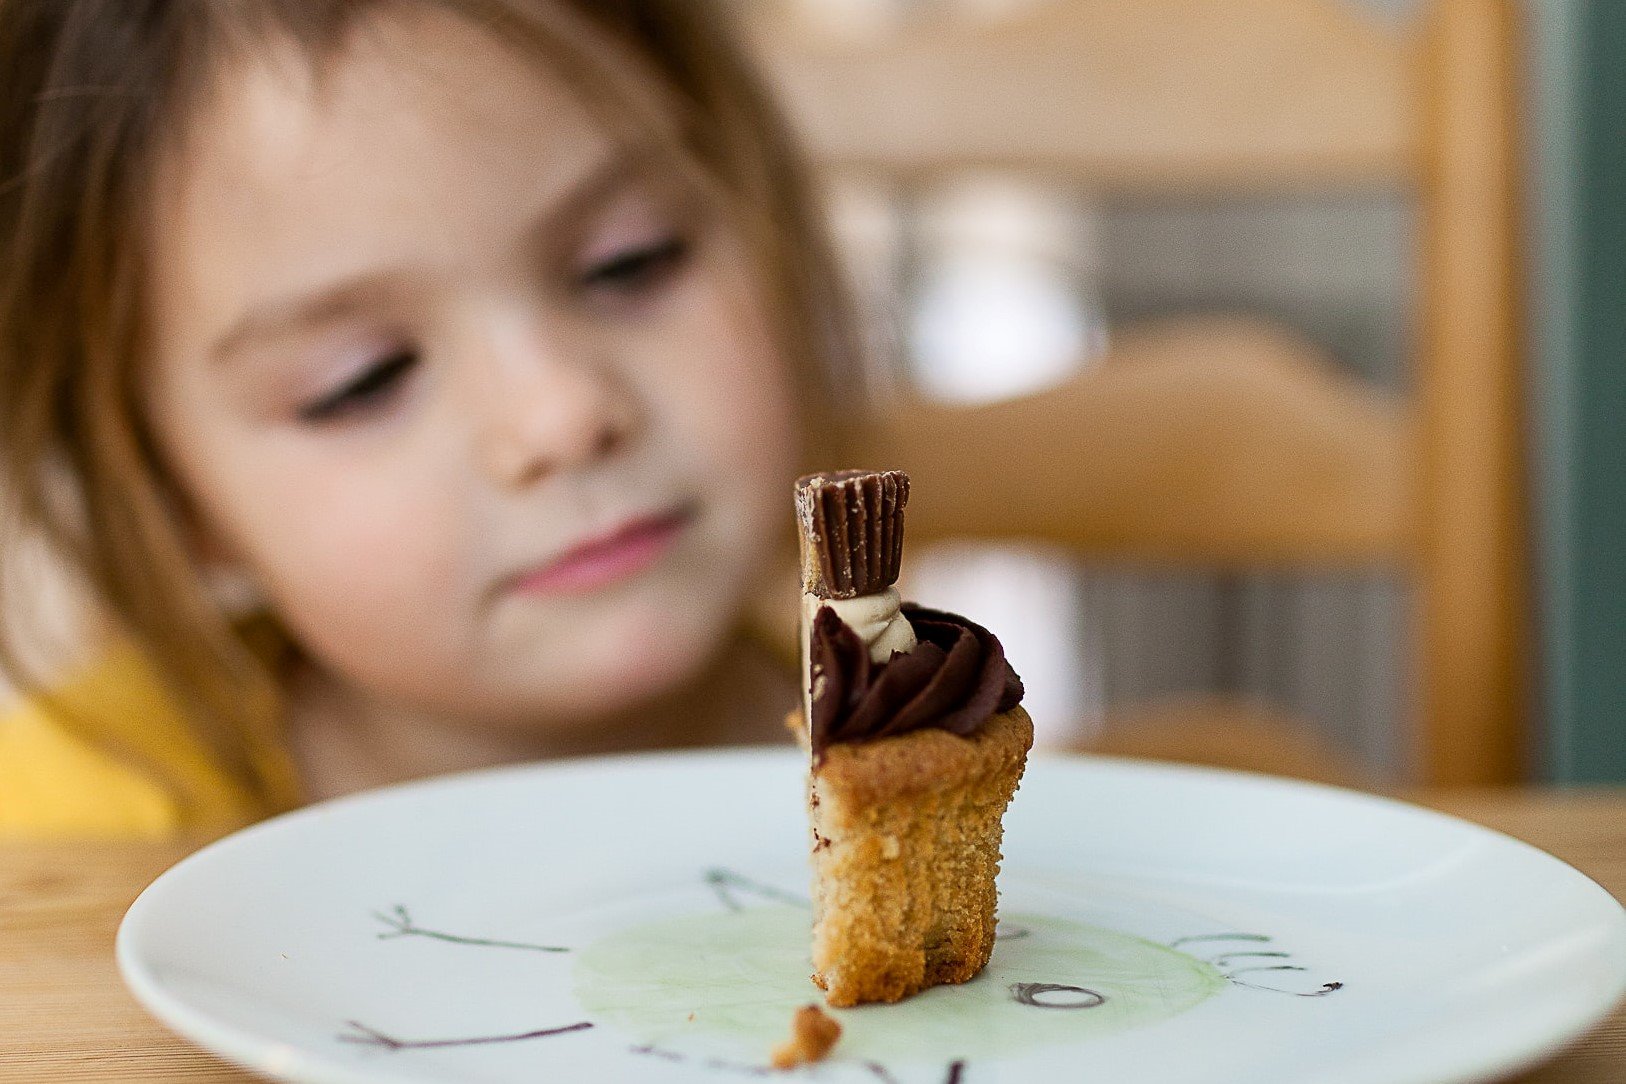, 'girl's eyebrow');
210,147,644,363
